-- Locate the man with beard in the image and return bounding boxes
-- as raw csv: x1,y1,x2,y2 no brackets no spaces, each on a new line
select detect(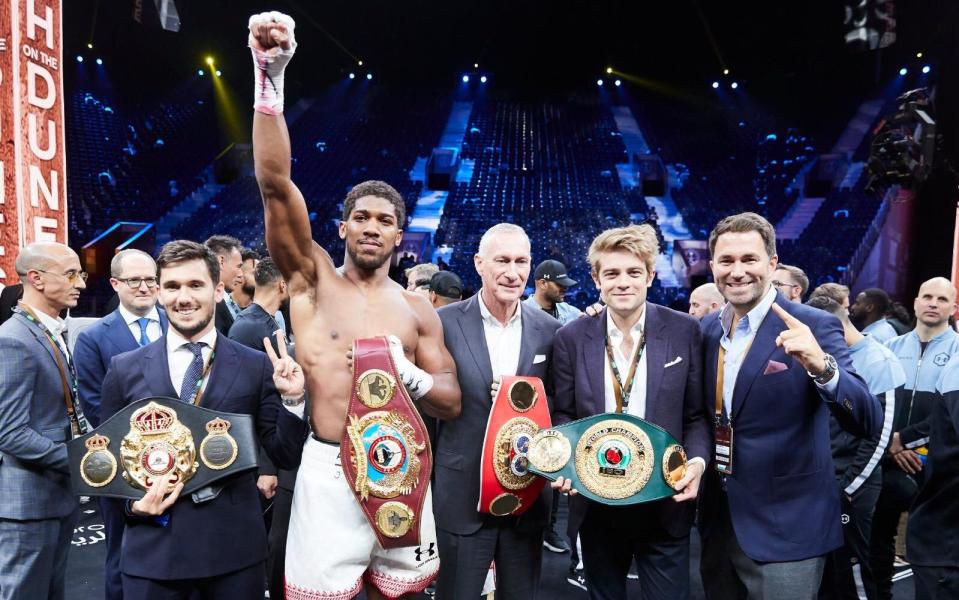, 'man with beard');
523,259,582,326
229,248,260,313
850,289,899,345
99,240,308,598
249,12,461,599
204,235,245,336
698,212,879,599
871,277,959,600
